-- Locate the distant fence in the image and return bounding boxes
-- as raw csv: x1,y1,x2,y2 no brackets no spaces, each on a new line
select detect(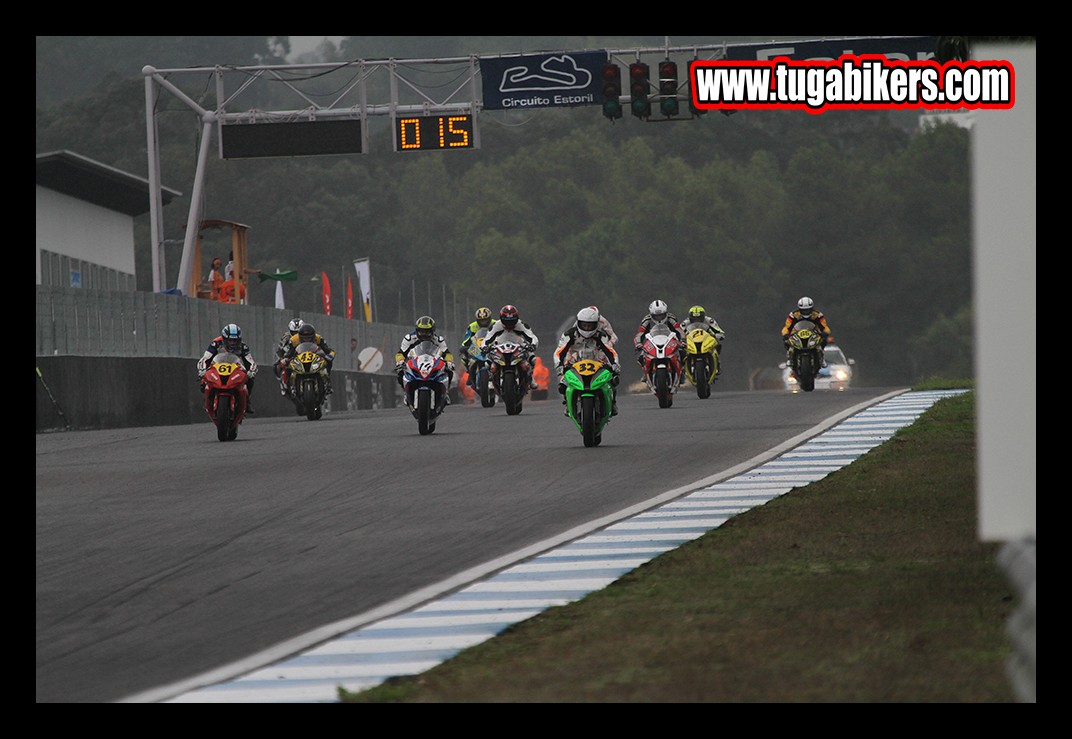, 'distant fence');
35,286,462,432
